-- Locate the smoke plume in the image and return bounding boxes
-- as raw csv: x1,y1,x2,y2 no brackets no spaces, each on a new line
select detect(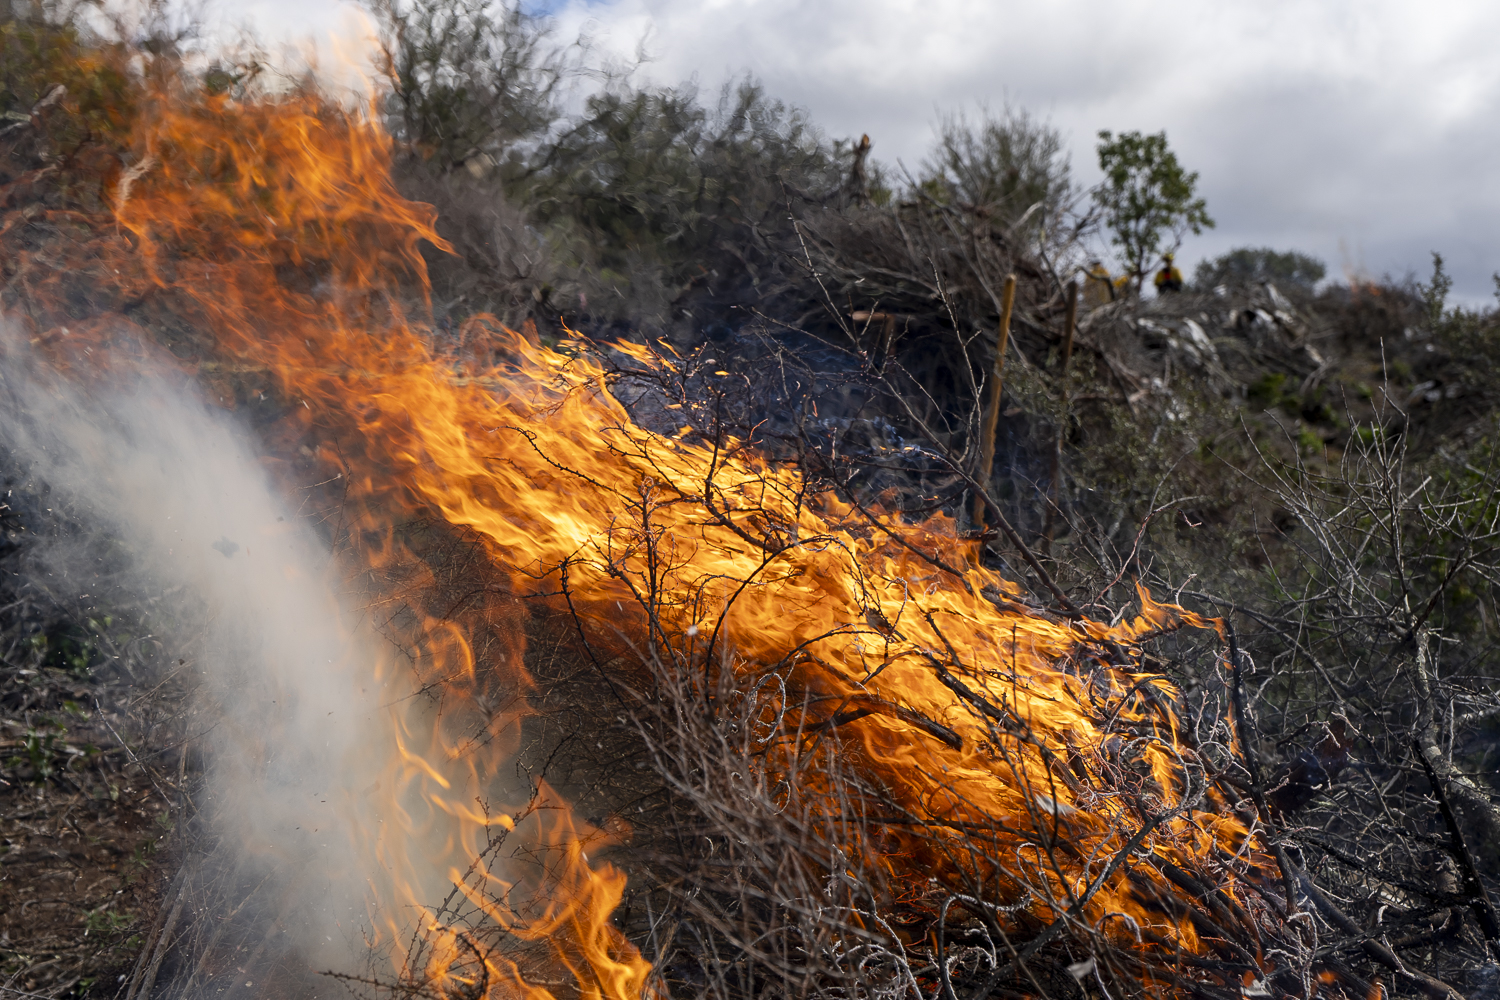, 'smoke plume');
0,326,426,982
